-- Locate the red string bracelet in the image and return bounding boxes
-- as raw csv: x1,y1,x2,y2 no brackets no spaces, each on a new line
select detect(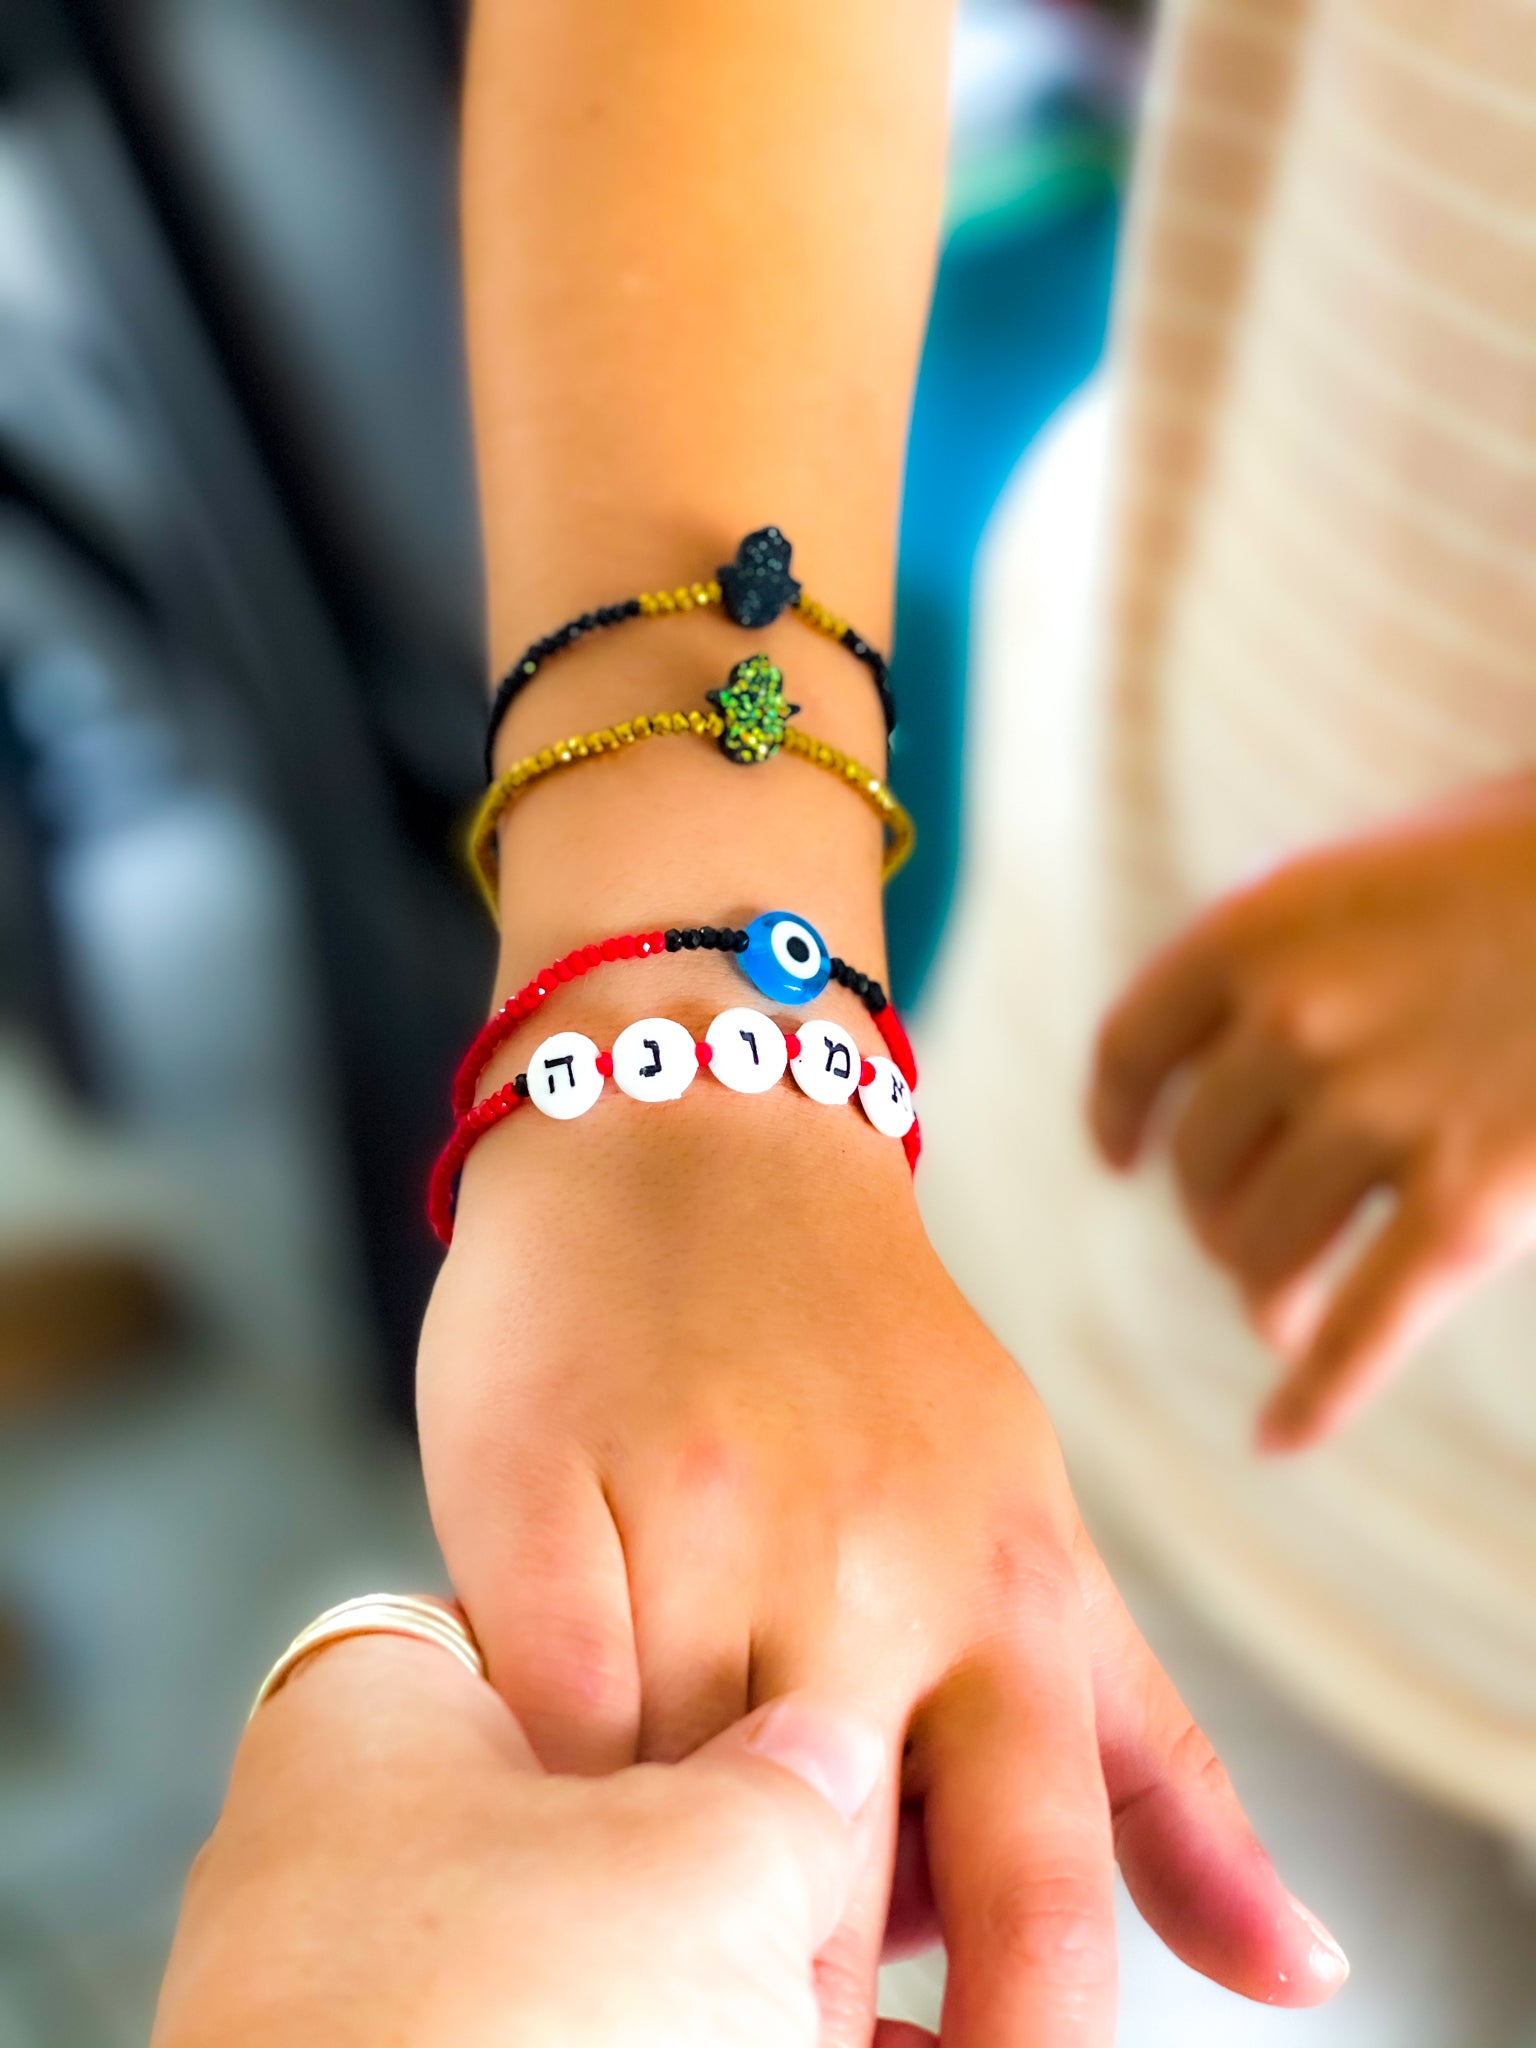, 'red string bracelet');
452,917,917,1120
429,1007,918,1246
